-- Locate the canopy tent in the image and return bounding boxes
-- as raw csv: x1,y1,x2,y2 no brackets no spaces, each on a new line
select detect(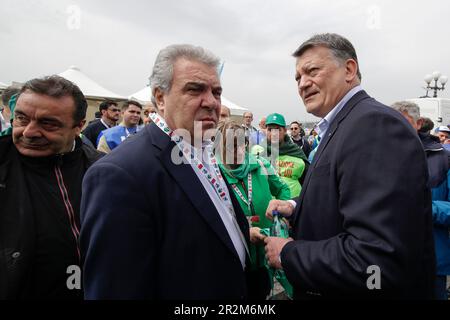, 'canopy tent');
220,96,249,116
58,66,125,100
128,86,250,116
0,81,7,89
128,86,151,103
